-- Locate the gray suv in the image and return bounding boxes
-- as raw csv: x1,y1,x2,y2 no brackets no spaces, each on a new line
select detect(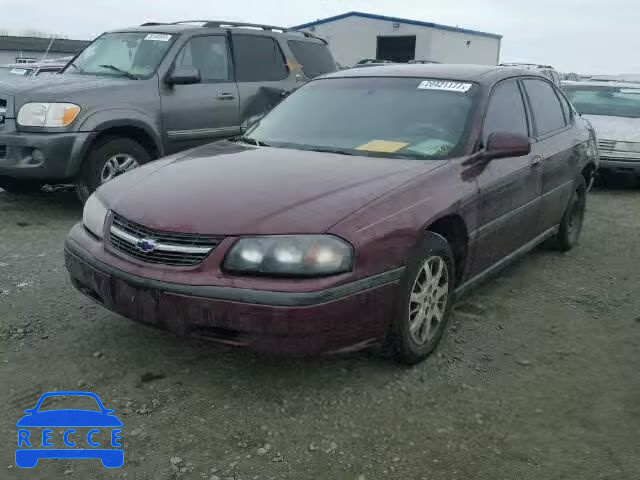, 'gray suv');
0,21,336,201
